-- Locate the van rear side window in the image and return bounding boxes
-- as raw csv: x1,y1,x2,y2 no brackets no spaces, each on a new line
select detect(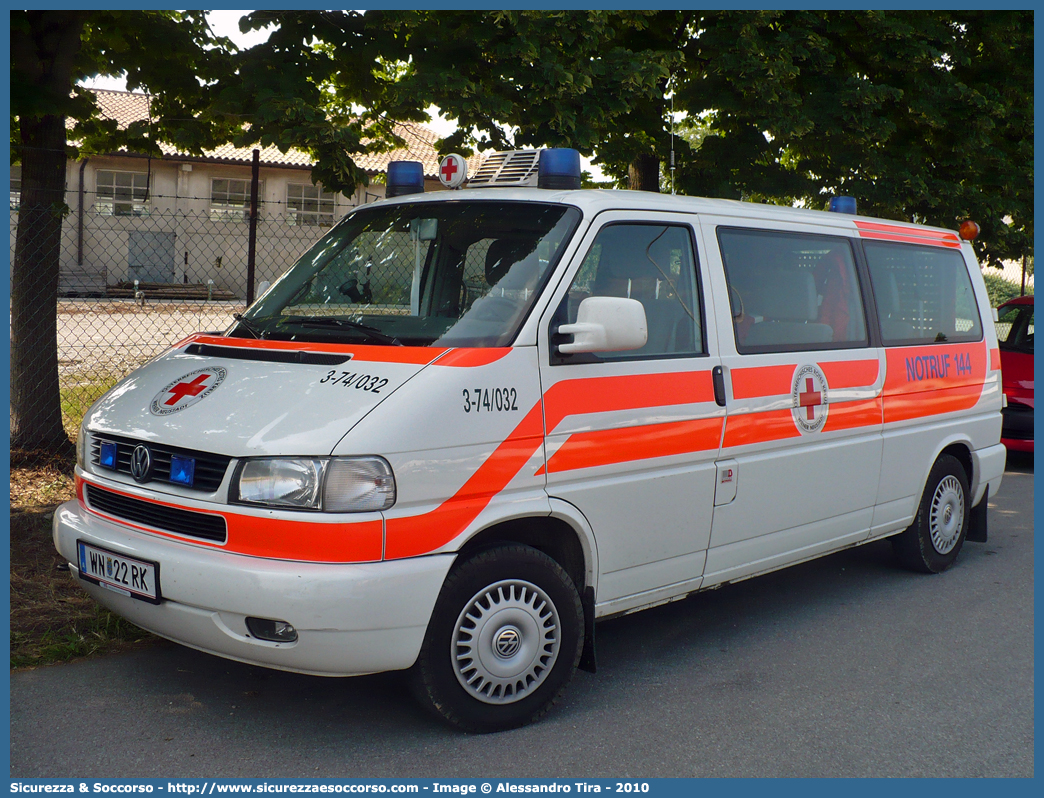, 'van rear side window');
718,228,868,353
864,241,983,345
